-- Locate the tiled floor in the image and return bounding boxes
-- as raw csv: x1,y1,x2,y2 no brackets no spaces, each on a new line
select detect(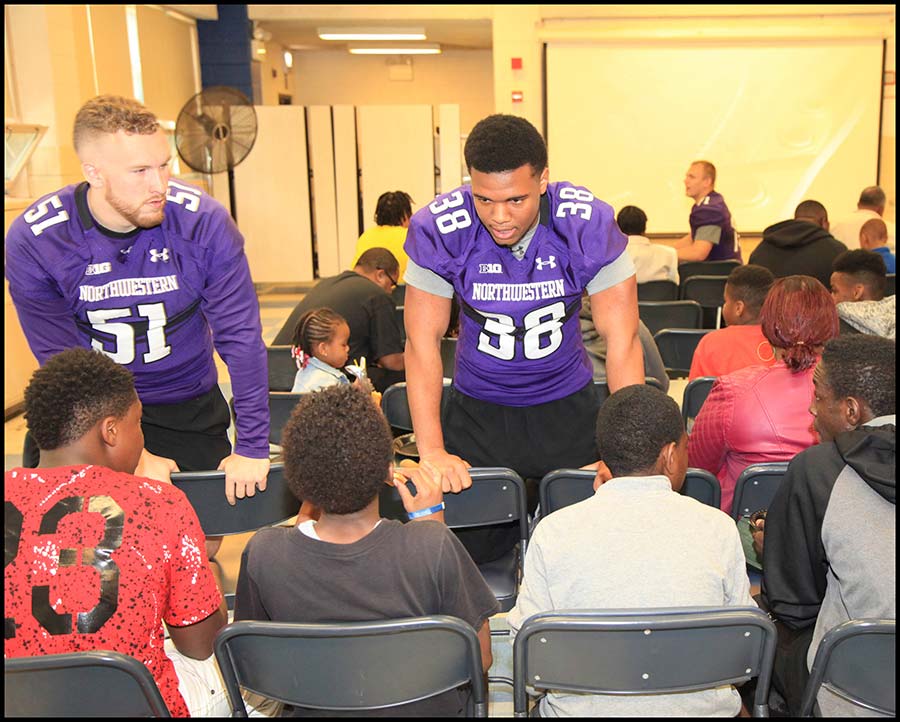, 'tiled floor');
4,287,692,717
